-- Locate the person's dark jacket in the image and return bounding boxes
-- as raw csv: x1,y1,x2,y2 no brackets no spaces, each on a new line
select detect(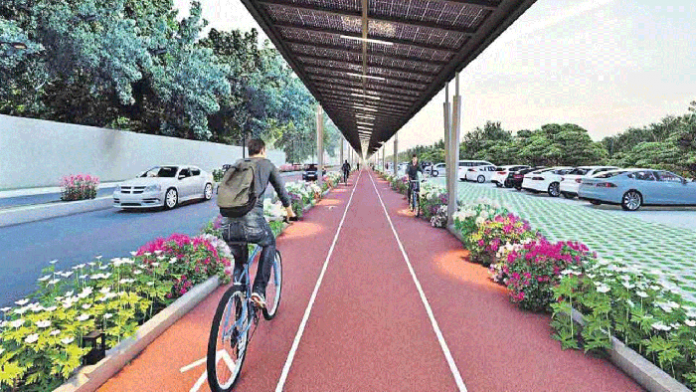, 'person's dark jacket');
406,162,424,180
239,157,291,208
342,162,351,172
